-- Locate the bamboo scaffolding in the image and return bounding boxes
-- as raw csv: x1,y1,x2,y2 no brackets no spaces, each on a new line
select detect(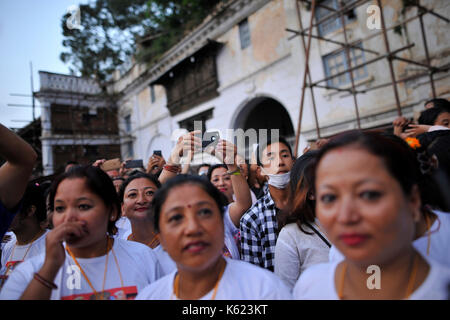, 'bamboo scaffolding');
290,0,449,154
